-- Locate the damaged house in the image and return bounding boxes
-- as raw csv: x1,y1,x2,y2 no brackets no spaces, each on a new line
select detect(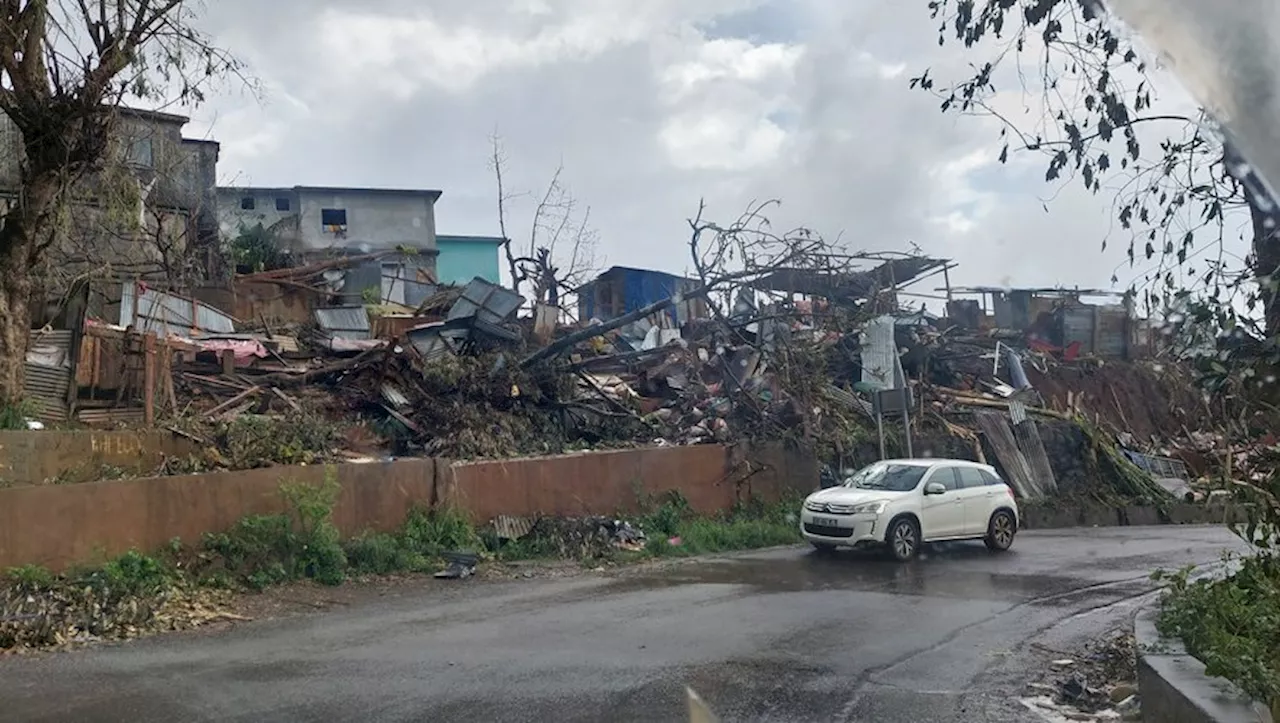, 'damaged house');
0,107,222,299
945,286,1147,359
217,185,444,307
